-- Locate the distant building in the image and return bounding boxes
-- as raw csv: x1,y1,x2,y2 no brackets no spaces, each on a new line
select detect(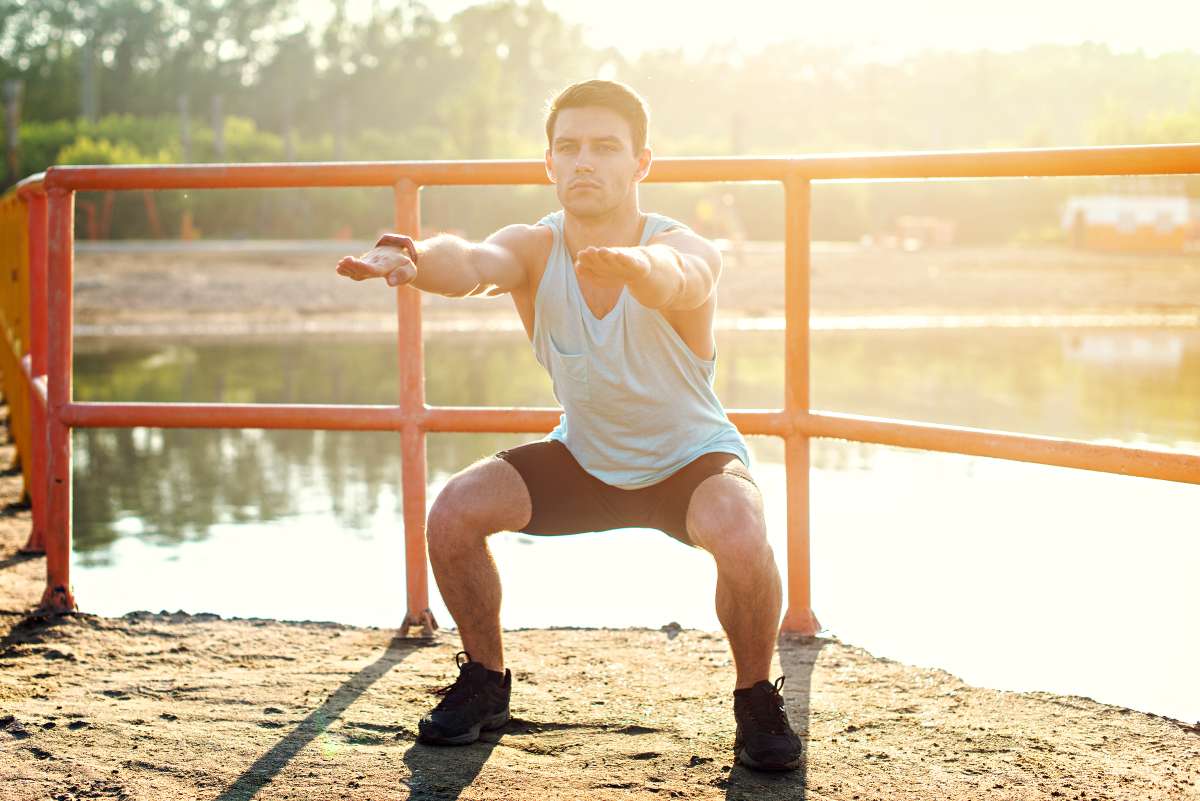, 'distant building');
1062,195,1192,253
